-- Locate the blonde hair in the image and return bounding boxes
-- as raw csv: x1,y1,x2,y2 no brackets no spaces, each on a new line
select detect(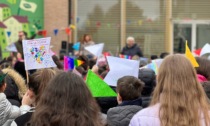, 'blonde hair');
150,54,210,126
